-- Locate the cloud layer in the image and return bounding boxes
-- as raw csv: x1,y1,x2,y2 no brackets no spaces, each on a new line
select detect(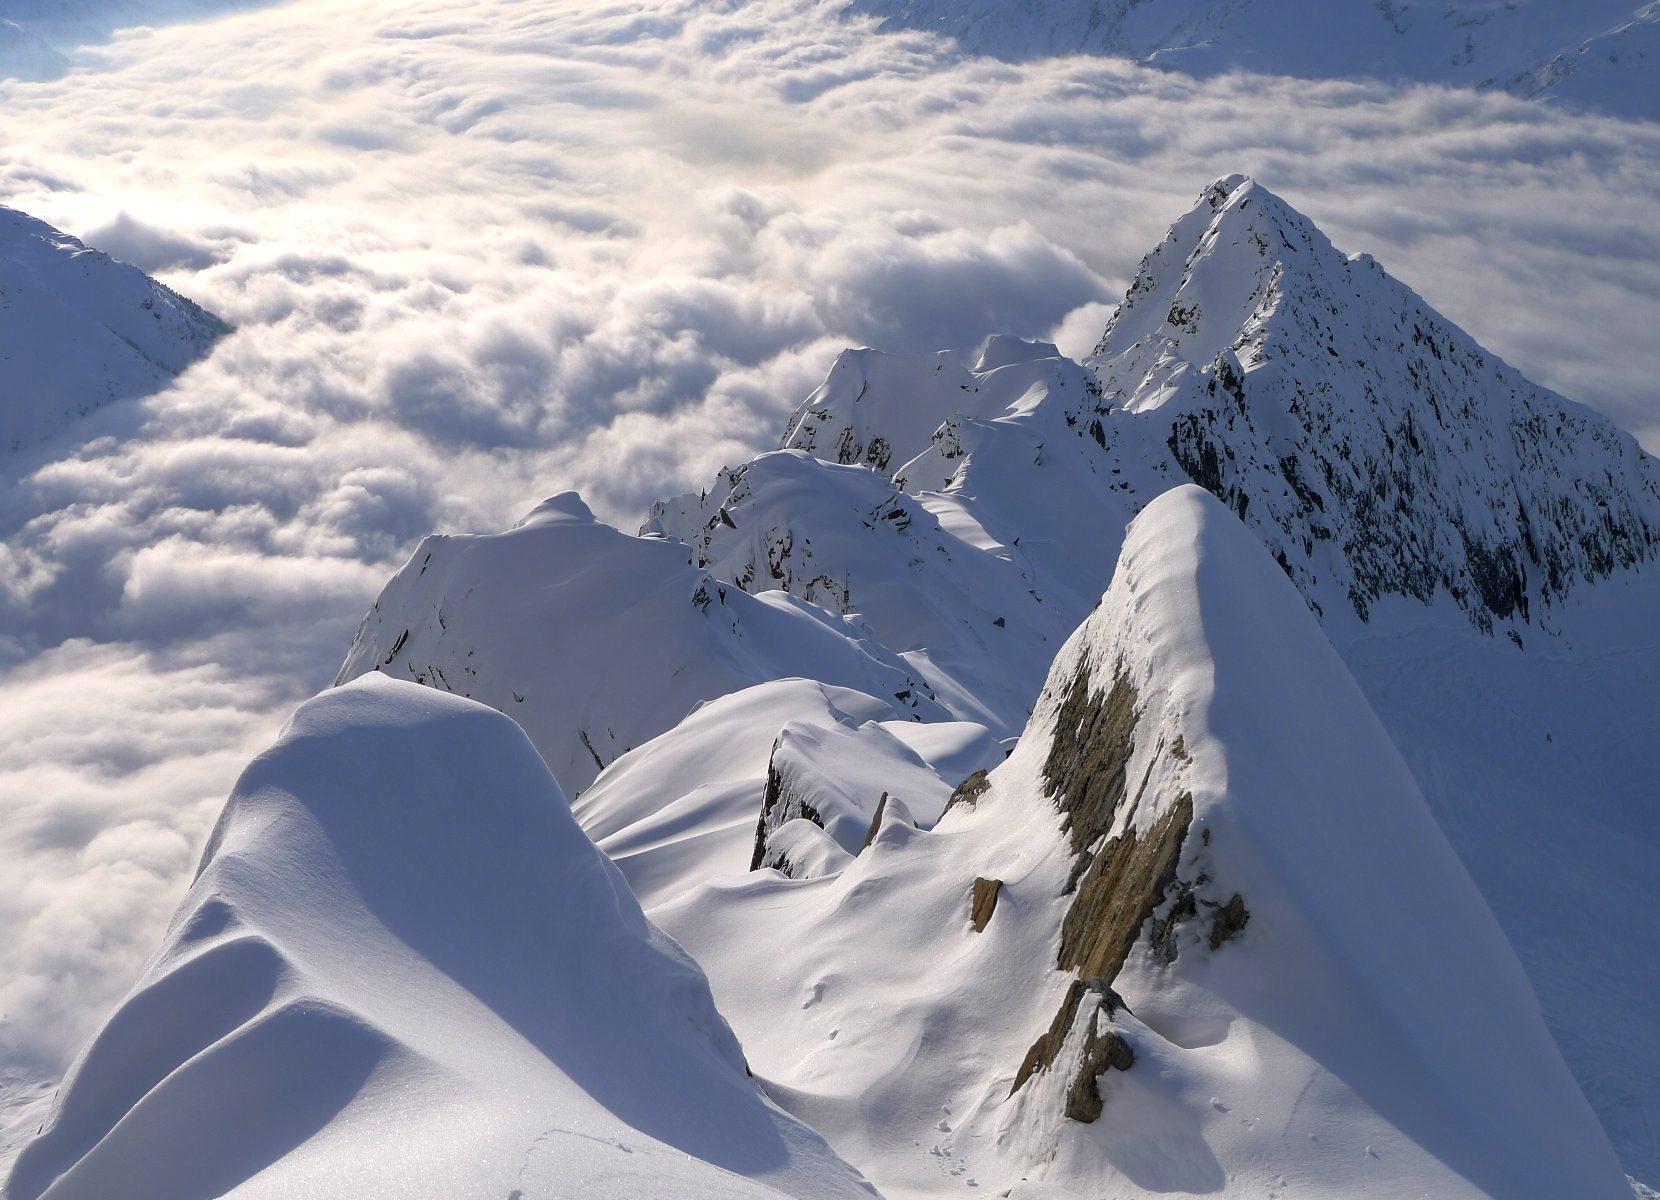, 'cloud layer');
0,0,1658,1130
